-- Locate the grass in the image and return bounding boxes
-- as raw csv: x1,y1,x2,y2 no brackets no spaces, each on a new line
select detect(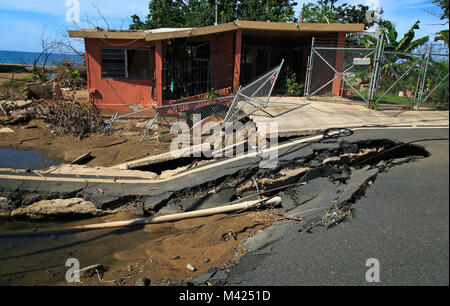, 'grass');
0,75,35,89
355,91,414,106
